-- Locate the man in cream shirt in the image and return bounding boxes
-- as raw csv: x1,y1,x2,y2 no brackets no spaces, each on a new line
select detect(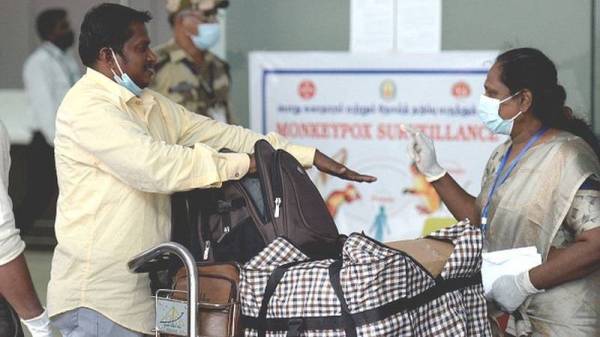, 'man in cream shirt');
48,4,375,336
